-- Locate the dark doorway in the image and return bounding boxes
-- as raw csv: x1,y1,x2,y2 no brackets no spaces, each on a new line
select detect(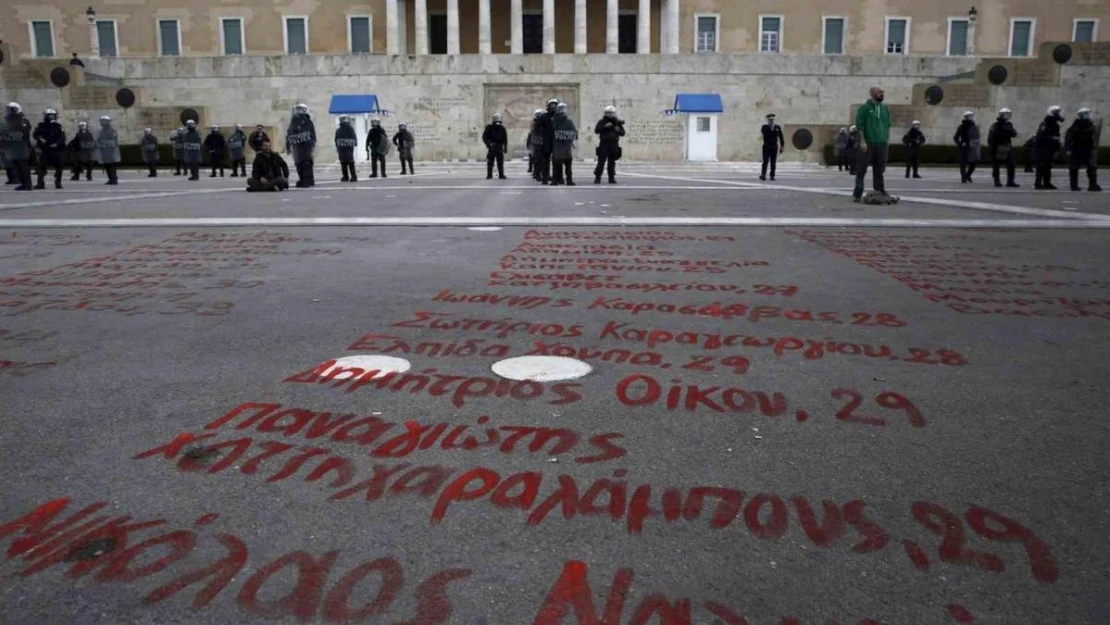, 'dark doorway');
523,14,543,54
430,14,447,54
619,14,637,53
